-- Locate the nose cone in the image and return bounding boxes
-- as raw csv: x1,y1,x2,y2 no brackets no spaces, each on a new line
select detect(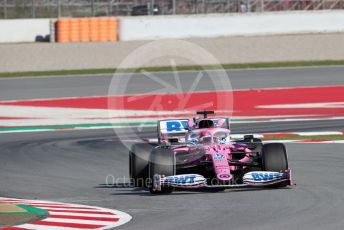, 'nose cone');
211,149,232,181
